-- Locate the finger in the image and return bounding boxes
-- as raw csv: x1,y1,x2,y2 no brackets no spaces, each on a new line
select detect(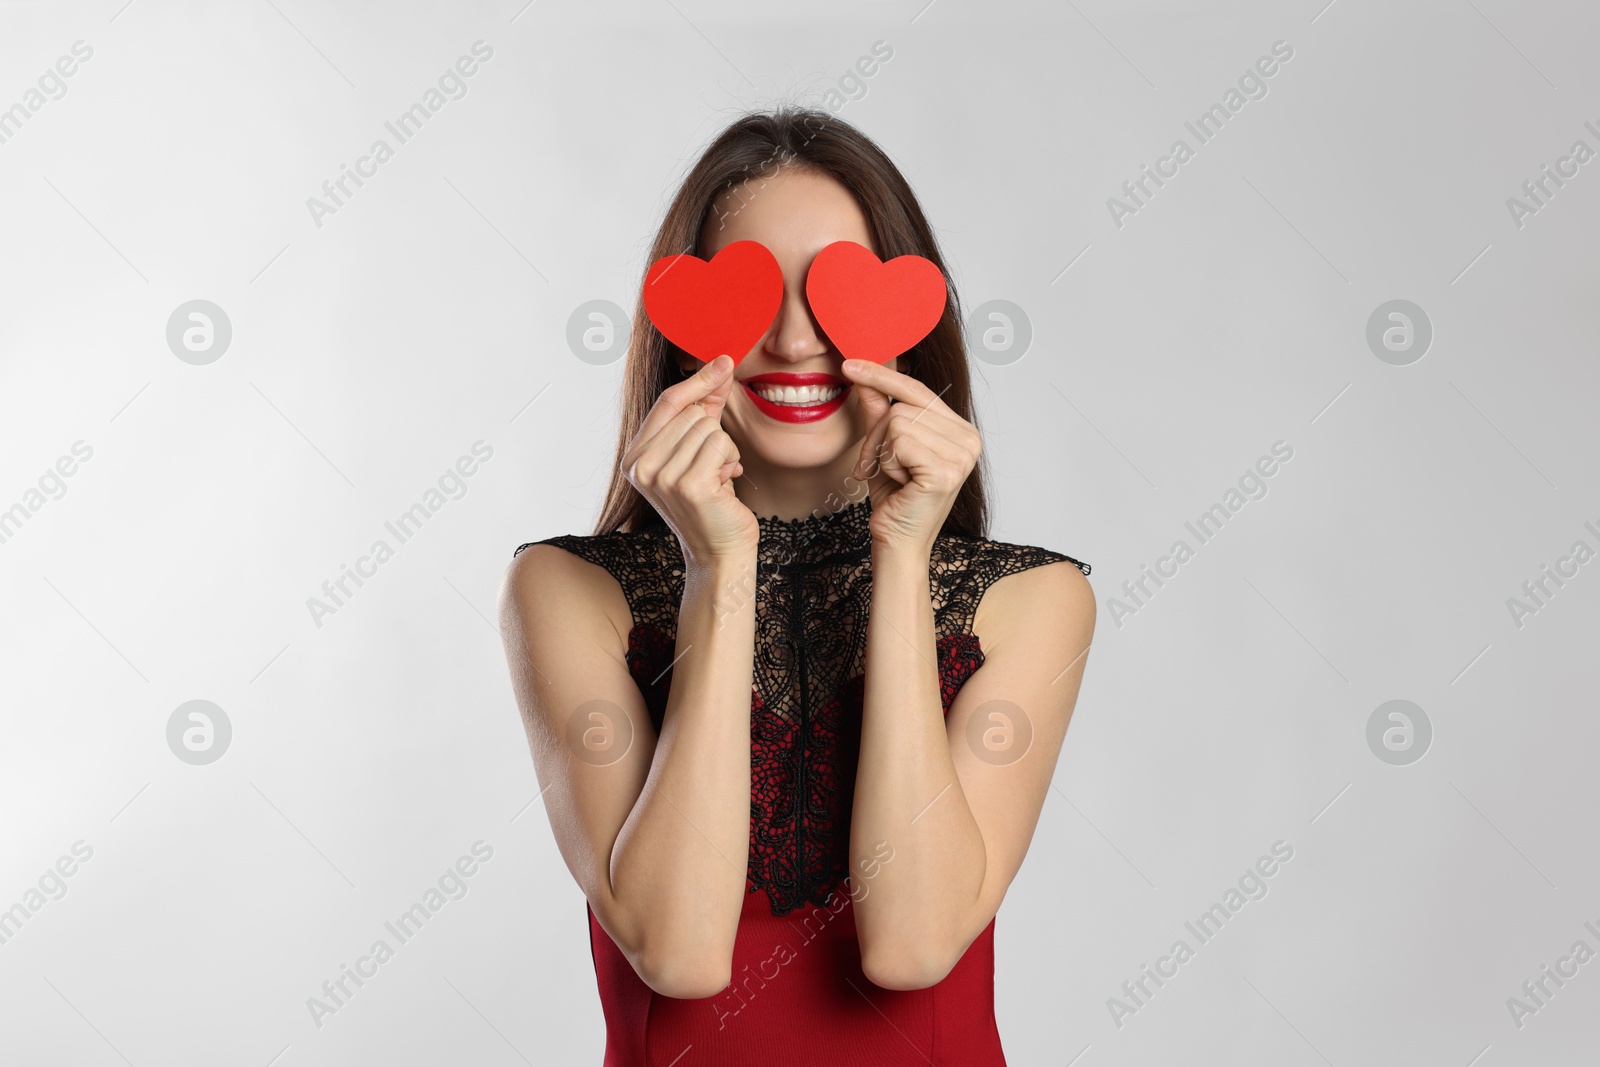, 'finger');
660,416,733,486
859,401,951,481
878,422,945,486
854,404,893,480
839,359,945,410
892,404,980,460
873,422,911,485
627,402,705,487
851,380,894,478
684,421,743,490
635,389,728,472
895,416,977,478
858,397,974,481
876,442,910,485
699,359,739,424
876,412,970,486
894,396,971,435
636,355,733,444
854,377,893,428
